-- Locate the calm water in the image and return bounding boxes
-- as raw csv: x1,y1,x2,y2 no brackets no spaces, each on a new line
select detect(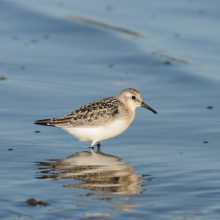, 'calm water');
1,0,220,219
